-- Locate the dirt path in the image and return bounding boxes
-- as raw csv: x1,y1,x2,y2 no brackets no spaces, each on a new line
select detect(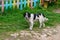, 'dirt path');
52,25,60,40
53,8,60,13
43,25,60,40
2,25,60,40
